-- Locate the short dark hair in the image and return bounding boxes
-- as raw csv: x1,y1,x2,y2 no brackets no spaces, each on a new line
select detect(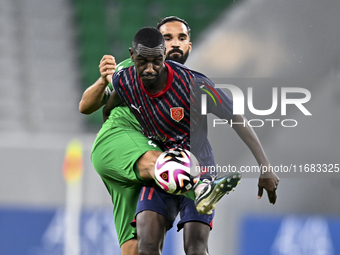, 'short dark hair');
156,16,191,38
132,27,165,49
